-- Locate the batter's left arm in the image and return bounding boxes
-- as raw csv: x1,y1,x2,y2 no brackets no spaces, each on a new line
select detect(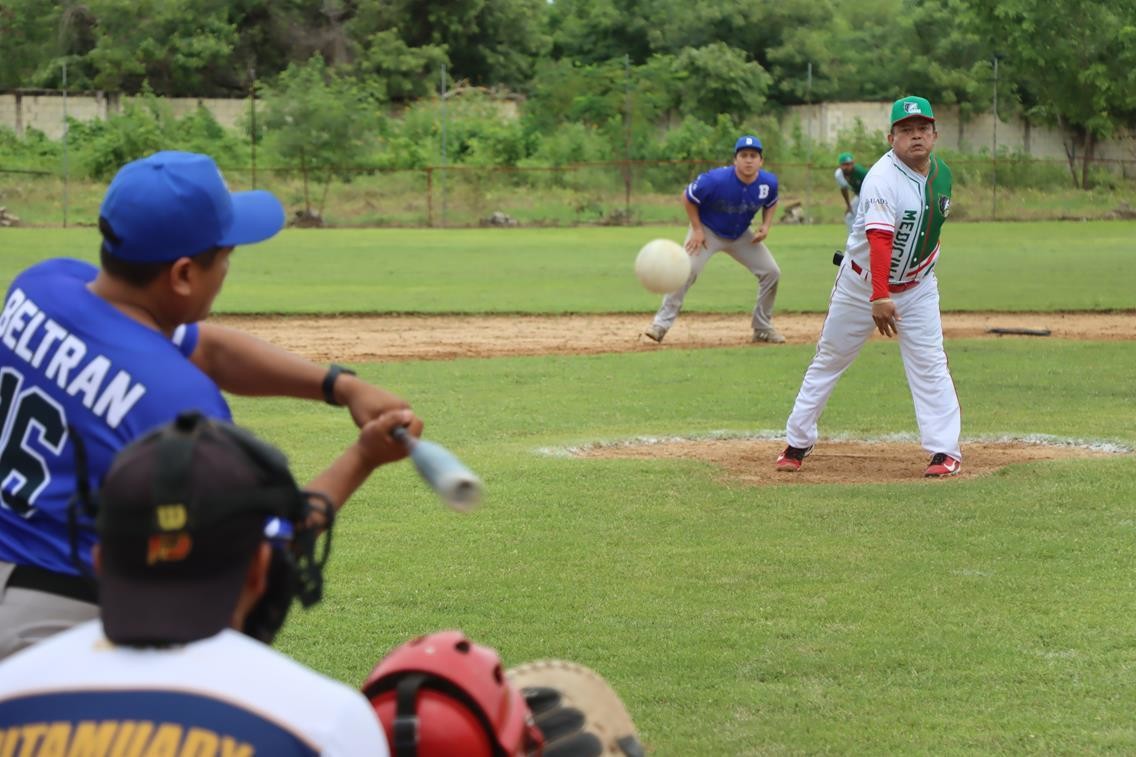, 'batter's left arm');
192,323,421,431
751,205,776,243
